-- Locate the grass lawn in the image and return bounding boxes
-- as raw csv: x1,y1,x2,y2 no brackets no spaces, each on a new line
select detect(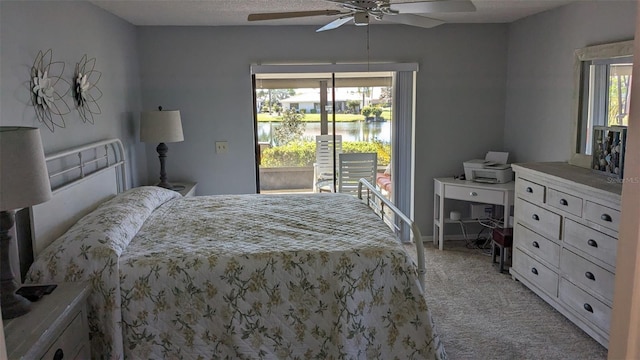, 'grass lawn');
257,110,392,122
